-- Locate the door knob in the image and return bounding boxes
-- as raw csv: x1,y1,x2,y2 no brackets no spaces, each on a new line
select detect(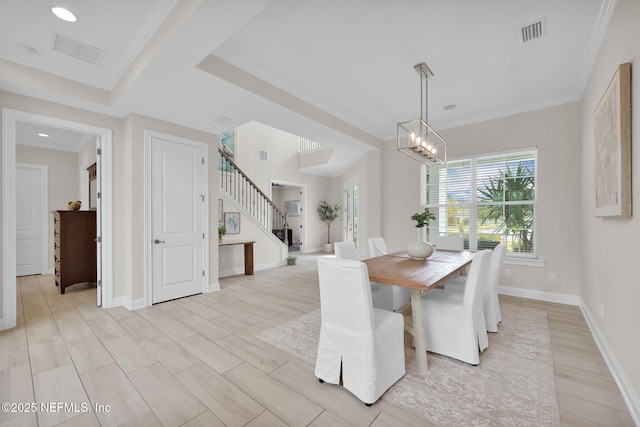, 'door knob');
154,239,165,244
